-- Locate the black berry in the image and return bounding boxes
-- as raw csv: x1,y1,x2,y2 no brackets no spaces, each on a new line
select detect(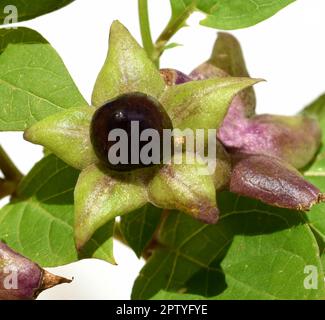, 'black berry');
90,92,173,171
